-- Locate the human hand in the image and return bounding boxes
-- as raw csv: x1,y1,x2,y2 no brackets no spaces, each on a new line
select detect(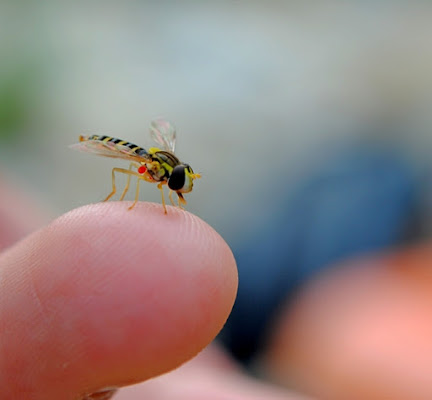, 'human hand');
0,180,307,399
0,177,238,399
